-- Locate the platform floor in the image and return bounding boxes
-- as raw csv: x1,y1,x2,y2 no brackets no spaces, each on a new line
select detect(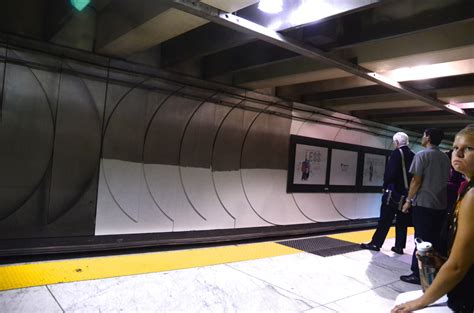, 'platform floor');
0,228,425,313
